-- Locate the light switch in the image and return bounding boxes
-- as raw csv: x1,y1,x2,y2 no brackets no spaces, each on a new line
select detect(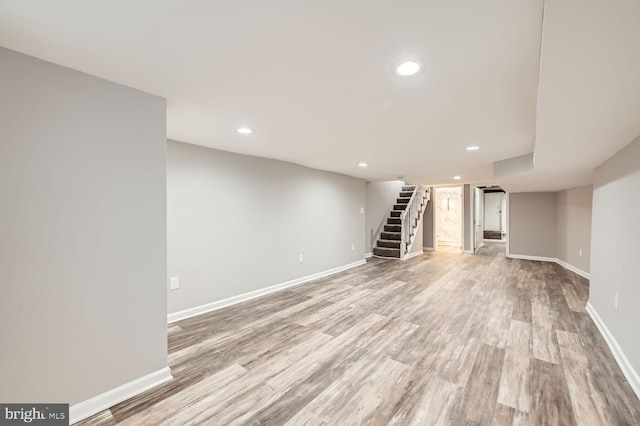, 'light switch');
170,276,179,290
